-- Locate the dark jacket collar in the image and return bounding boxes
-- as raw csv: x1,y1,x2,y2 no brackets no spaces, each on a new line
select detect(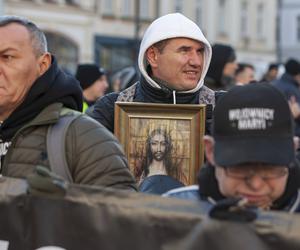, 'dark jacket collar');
0,56,82,141
134,76,200,104
281,73,299,87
